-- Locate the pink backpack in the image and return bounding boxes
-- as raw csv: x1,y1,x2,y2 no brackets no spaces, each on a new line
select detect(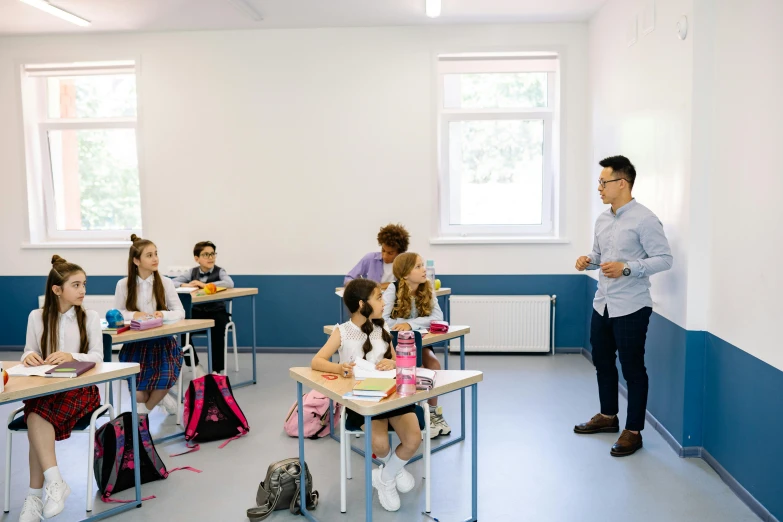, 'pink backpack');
284,390,341,439
172,374,249,456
